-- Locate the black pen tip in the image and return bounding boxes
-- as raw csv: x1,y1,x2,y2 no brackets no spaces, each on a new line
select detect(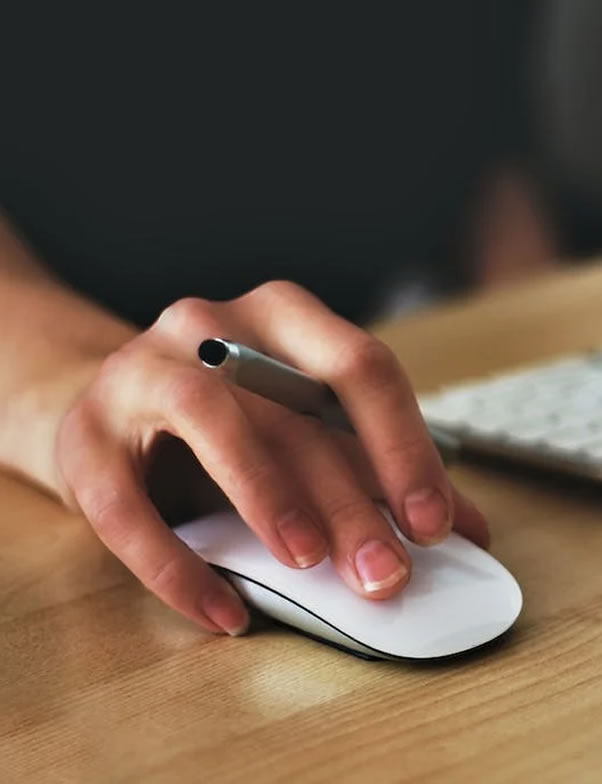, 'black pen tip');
198,339,228,367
